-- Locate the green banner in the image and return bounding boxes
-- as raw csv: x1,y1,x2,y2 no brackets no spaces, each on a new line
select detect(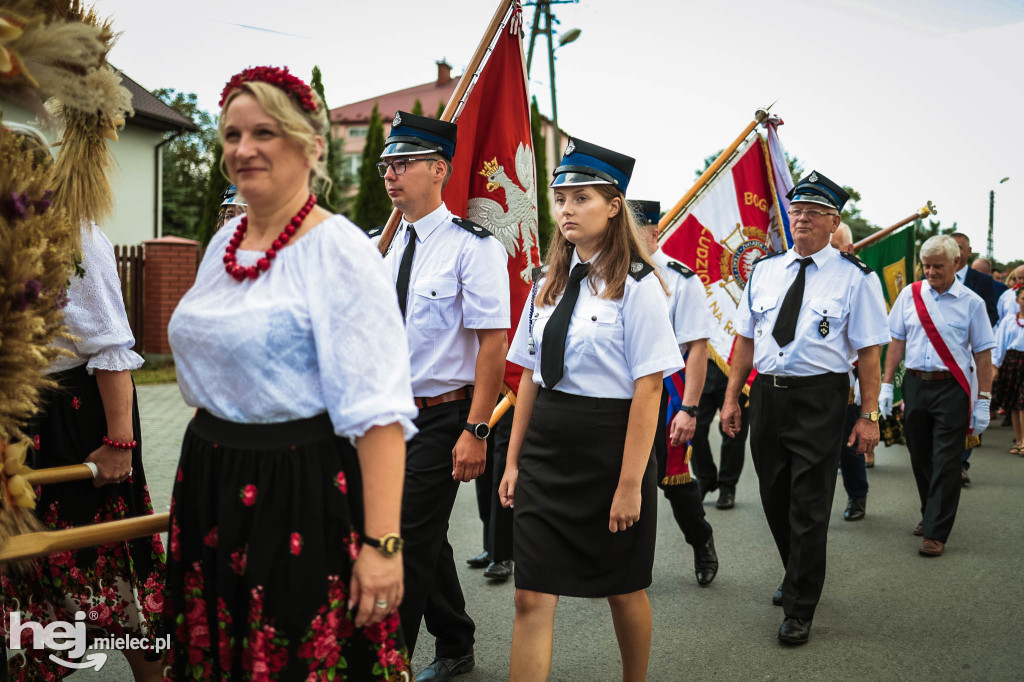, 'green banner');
858,224,916,404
